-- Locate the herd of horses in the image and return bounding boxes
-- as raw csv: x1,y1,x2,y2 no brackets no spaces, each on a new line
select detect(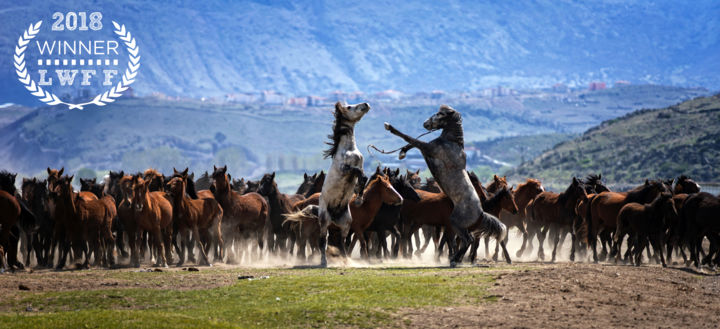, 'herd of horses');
0,165,717,271
0,102,718,271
